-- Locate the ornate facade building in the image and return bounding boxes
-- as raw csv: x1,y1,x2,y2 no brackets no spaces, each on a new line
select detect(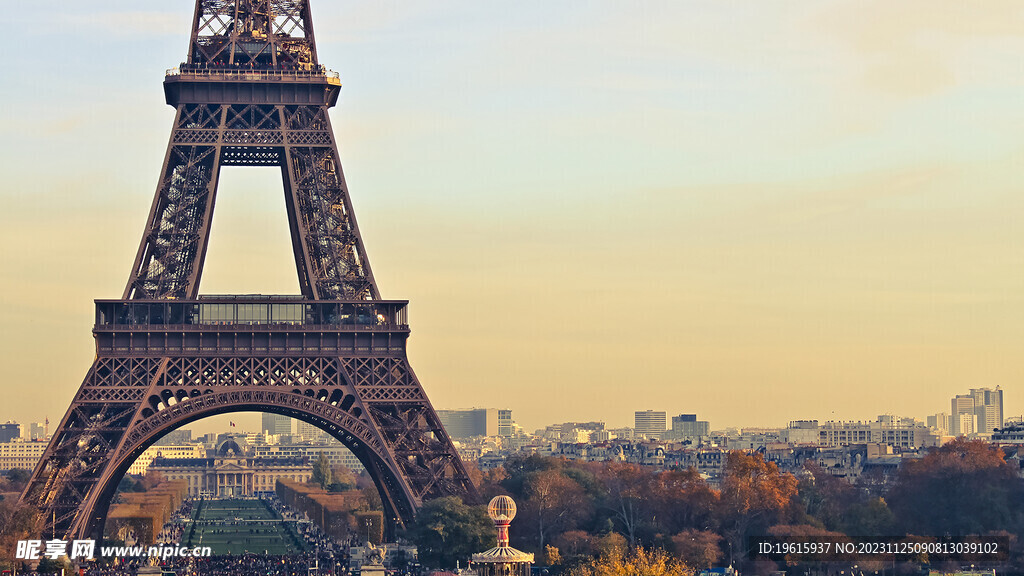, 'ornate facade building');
149,438,311,497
